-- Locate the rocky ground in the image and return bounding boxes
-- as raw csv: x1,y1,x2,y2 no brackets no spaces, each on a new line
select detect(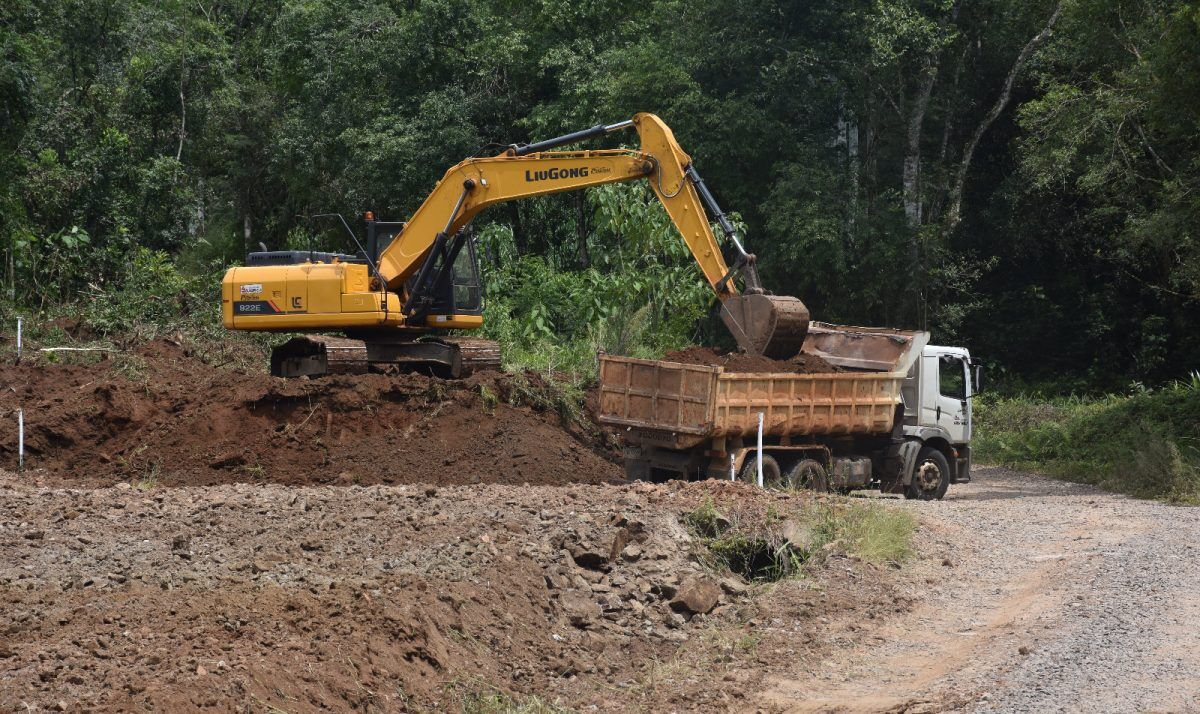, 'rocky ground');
0,472,905,712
